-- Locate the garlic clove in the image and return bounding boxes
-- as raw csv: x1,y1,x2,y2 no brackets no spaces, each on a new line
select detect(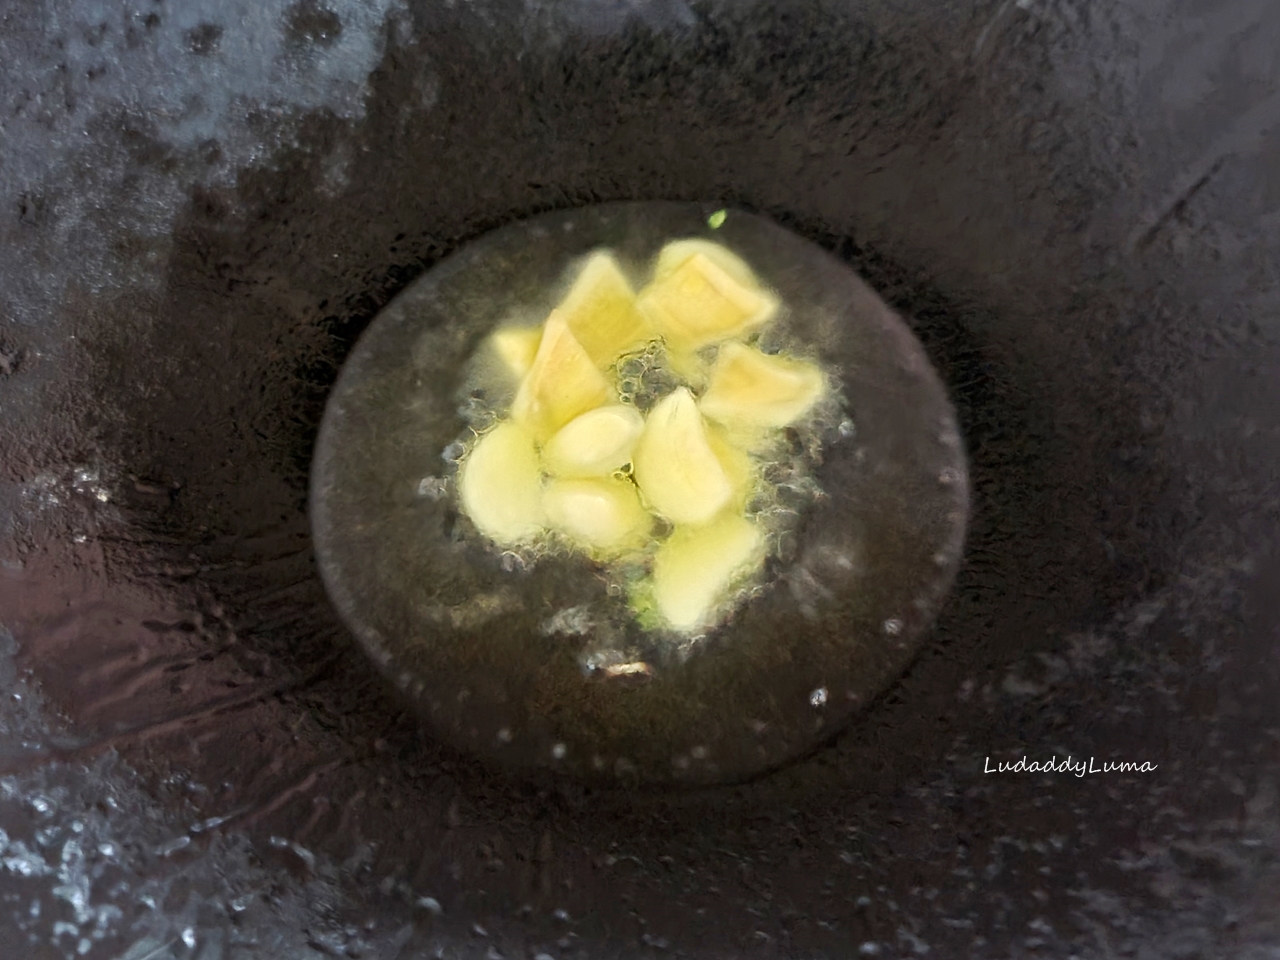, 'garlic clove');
510,310,612,441
704,421,758,513
651,513,766,631
543,477,652,555
485,325,542,383
632,387,733,525
700,342,826,432
458,421,546,545
542,404,645,478
653,238,759,289
637,250,778,354
557,253,654,369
